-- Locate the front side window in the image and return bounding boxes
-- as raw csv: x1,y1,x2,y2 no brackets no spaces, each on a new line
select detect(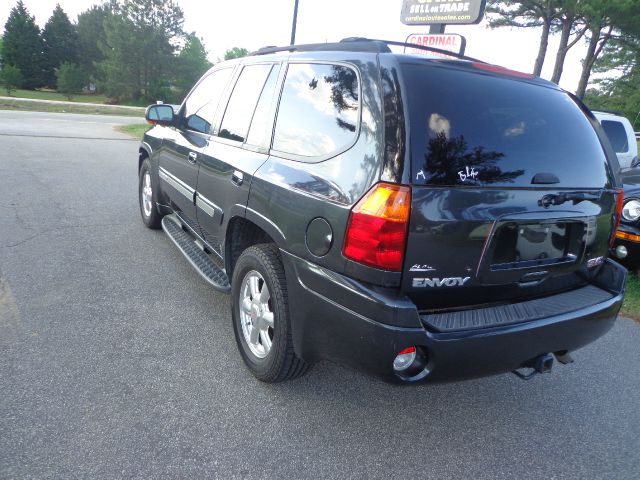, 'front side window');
272,63,359,158
219,64,274,143
601,120,629,153
182,68,233,134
